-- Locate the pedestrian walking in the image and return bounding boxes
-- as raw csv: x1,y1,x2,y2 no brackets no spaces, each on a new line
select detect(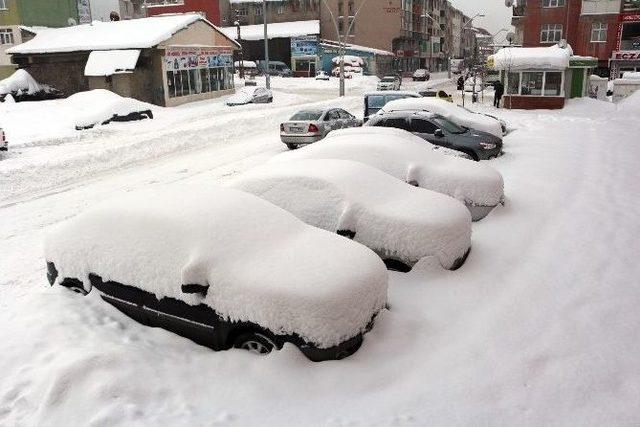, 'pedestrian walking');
457,75,464,91
493,81,504,108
